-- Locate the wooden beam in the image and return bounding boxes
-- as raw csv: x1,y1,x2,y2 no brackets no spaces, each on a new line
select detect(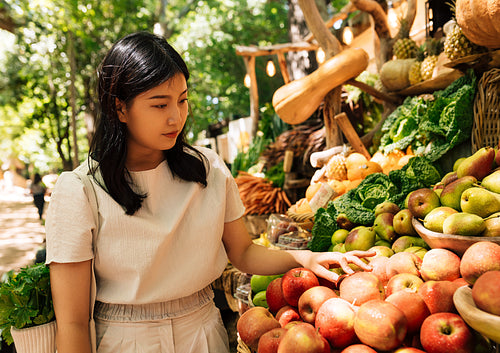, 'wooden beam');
277,52,290,84
243,56,260,136
334,112,371,159
346,79,401,105
235,42,319,57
